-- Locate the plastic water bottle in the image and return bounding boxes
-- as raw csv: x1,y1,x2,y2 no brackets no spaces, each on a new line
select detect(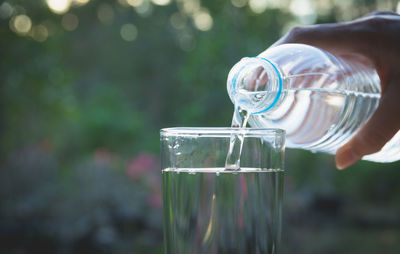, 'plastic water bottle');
227,43,400,163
